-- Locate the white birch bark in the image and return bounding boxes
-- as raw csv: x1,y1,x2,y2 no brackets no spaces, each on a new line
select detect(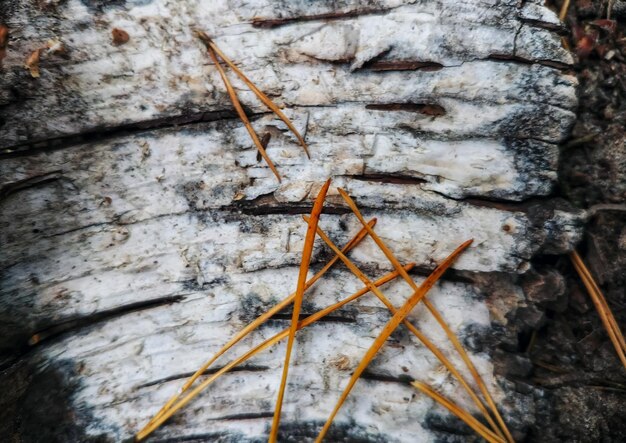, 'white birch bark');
0,0,583,441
